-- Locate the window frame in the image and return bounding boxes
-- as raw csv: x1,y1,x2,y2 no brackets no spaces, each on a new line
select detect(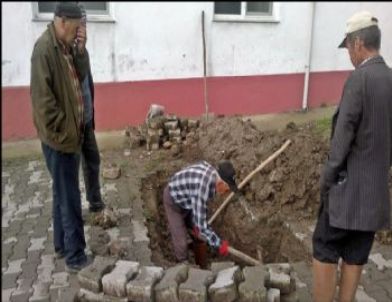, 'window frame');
31,2,115,23
213,2,280,23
